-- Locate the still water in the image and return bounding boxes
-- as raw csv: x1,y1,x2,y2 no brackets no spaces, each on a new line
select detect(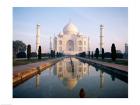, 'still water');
13,58,128,98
